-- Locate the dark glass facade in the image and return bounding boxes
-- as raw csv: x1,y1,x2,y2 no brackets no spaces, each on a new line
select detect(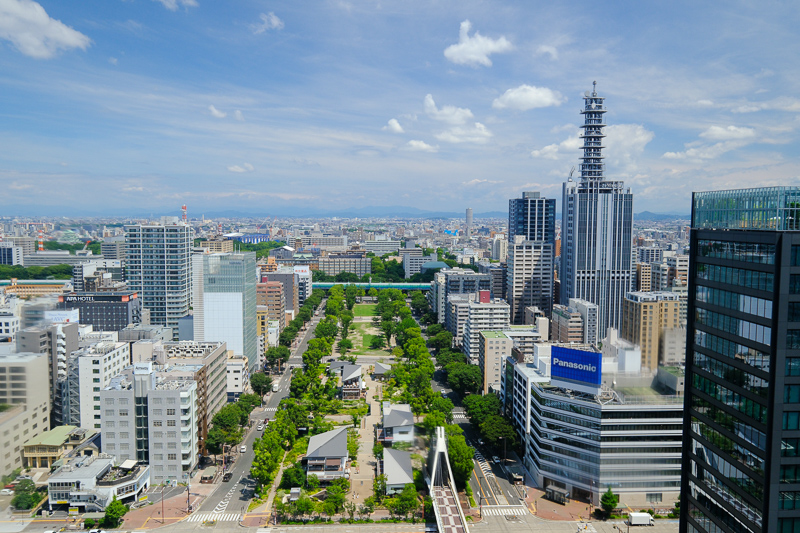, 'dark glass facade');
682,188,800,533
508,192,556,243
